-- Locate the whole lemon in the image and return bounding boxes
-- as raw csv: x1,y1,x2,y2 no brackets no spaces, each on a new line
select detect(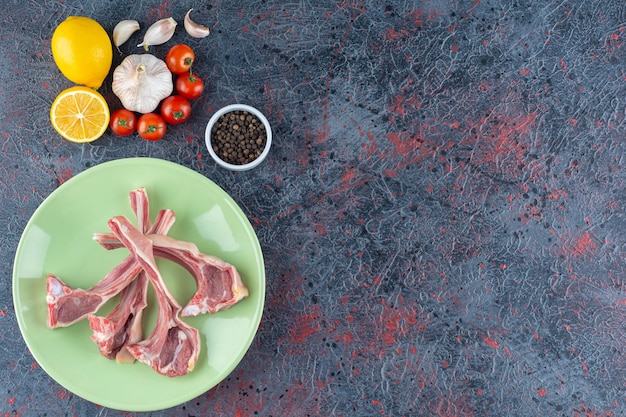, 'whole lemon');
51,16,112,89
